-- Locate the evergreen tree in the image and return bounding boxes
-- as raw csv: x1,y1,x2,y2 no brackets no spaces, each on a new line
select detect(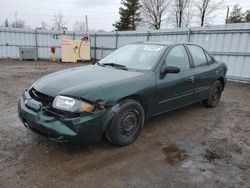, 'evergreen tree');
227,4,245,23
113,0,141,31
245,10,250,22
